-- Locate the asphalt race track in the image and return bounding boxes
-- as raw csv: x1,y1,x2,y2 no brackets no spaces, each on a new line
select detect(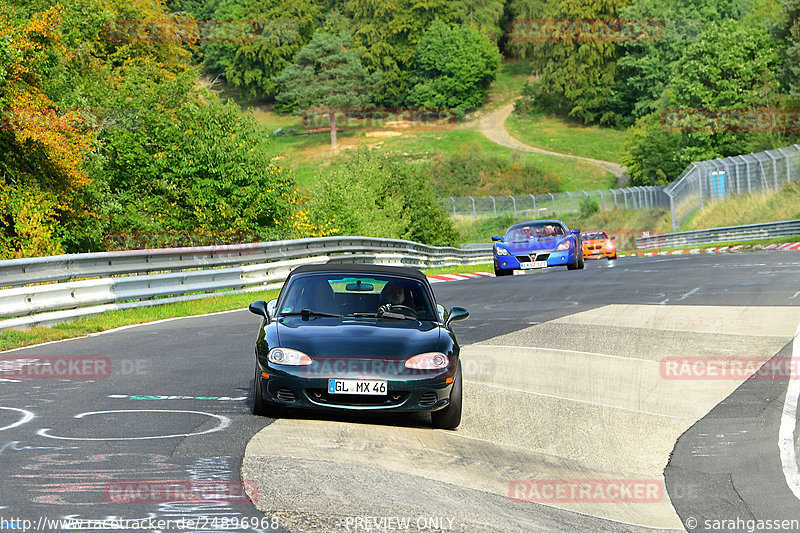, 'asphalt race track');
1,251,799,533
